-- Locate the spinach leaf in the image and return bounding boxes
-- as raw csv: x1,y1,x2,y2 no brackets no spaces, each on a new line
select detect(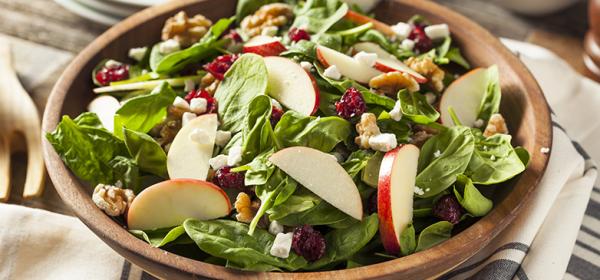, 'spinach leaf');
214,53,268,133
416,126,475,198
267,193,320,220
276,193,353,227
122,128,167,178
342,150,373,178
113,82,177,138
477,65,501,122
242,95,276,163
305,214,379,269
149,43,164,72
397,89,440,124
130,225,191,247
184,219,308,271
236,0,278,23
273,111,351,153
415,221,453,252
465,134,526,185
454,175,492,217
318,90,342,116
314,3,348,37
377,112,412,143
244,149,276,186
281,40,317,61
358,30,394,53
249,170,297,235
108,156,140,191
399,224,417,256
46,113,128,186
154,17,234,74
515,146,530,166
446,47,470,69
